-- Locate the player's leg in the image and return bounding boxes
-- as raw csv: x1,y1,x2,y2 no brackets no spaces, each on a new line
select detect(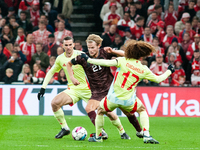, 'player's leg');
106,111,131,140
52,89,78,139
89,96,130,142
120,108,143,138
102,97,130,139
85,99,108,139
88,106,105,142
85,91,106,126
85,99,99,126
135,98,159,144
